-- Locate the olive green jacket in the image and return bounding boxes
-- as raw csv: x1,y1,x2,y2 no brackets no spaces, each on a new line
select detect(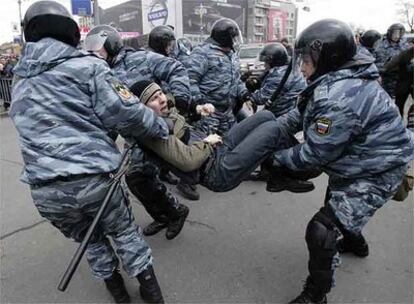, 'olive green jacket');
143,108,214,172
